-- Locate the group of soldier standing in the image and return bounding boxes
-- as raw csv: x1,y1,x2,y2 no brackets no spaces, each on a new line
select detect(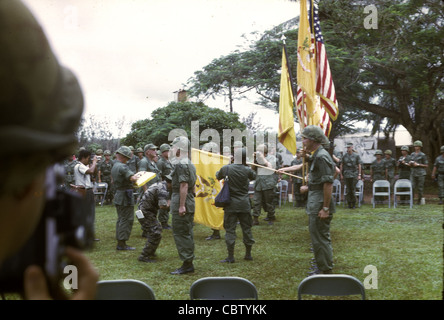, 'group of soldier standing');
62,129,444,277
331,140,444,207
